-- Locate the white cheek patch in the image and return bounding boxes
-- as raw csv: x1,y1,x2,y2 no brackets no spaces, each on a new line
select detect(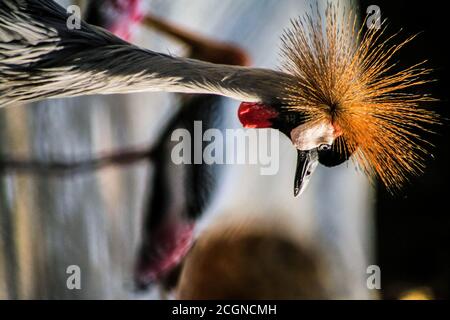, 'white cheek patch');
290,120,336,151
